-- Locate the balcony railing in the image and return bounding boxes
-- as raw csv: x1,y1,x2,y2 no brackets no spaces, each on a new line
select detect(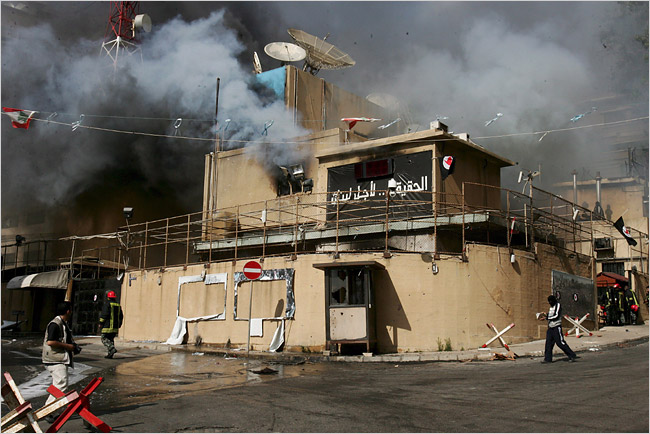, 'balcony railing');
85,182,607,271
